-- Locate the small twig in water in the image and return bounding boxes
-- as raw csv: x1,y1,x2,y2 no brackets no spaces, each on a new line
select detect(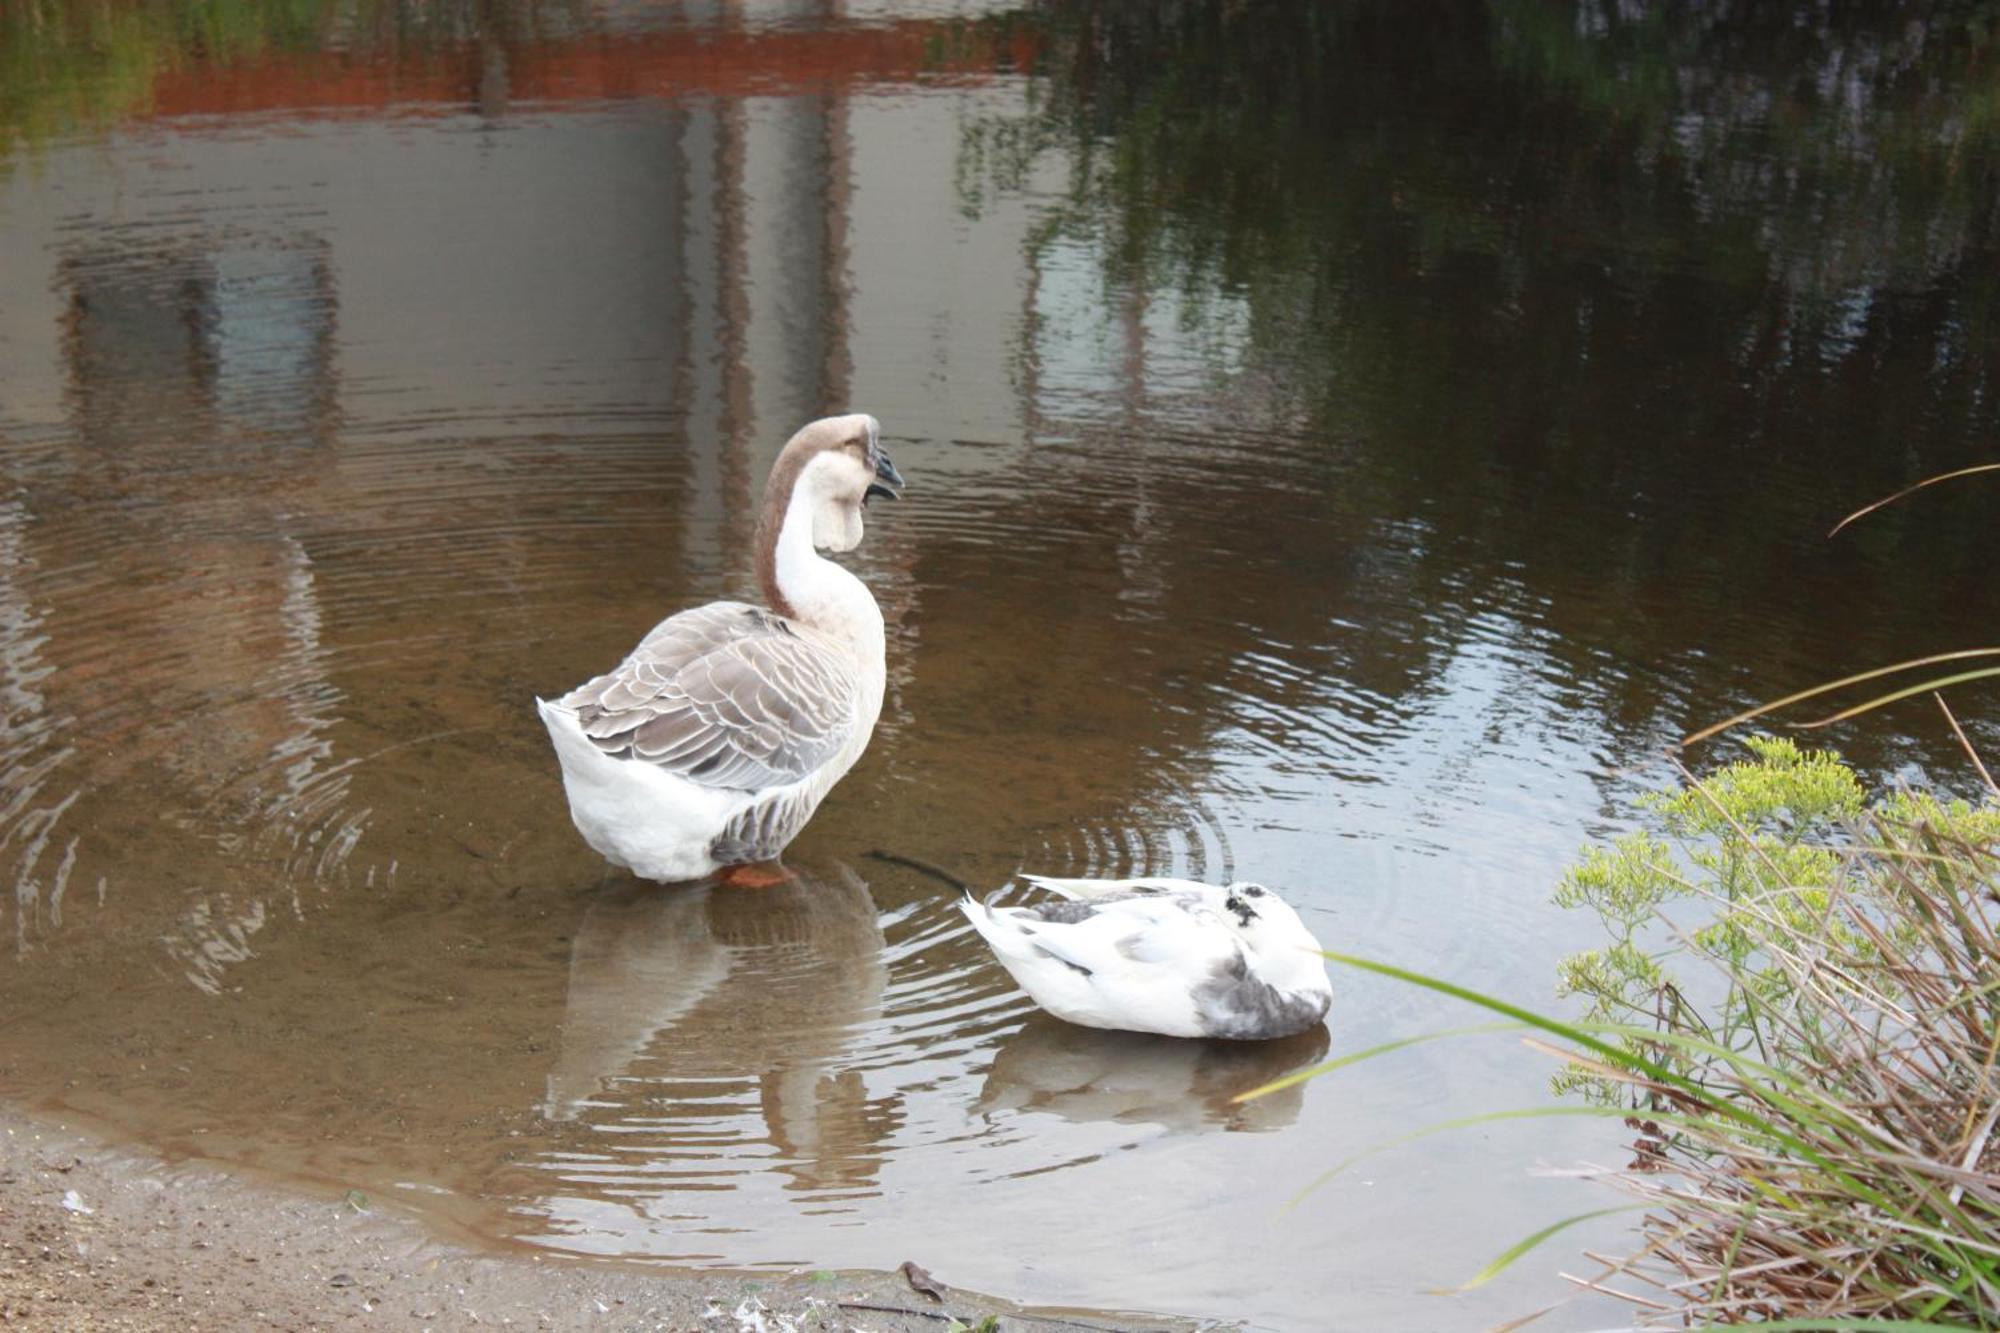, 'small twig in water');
835,1301,957,1322
864,848,973,893
834,1302,1159,1333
